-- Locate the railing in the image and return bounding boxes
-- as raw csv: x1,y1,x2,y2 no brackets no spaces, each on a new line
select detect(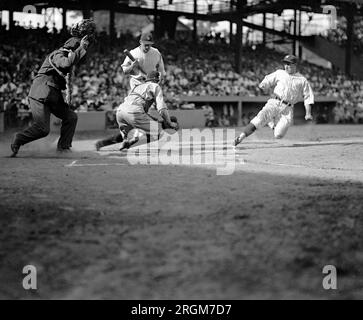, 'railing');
128,0,234,14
